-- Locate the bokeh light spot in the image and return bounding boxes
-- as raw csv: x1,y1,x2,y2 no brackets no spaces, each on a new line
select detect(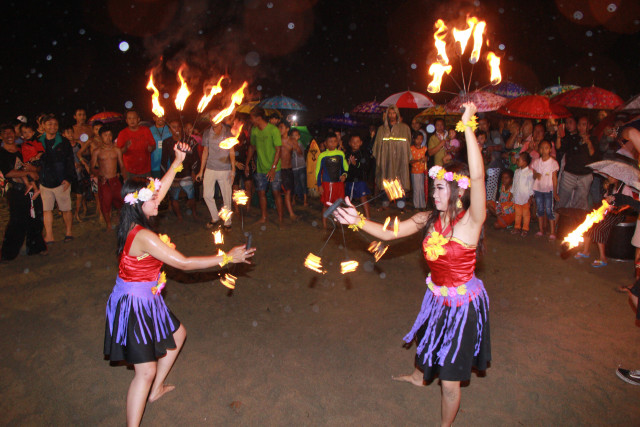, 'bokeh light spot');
119,41,129,52
607,3,617,12
80,134,89,142
163,92,170,99
245,51,260,67
586,30,593,37
426,124,435,133
124,101,133,109
46,54,52,61
573,10,584,20
499,43,505,50
288,22,295,29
